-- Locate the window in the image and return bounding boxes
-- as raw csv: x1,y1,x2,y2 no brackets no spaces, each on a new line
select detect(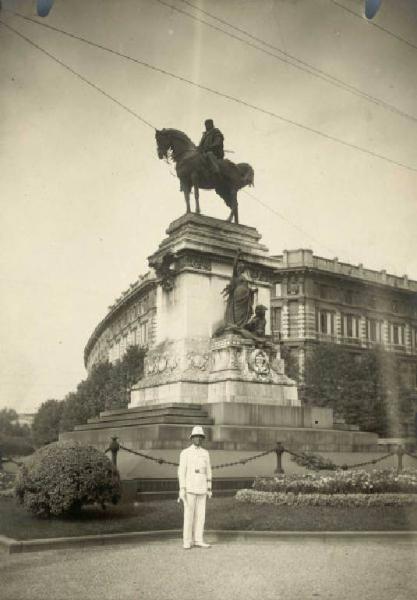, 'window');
317,309,334,335
120,334,128,357
389,323,405,346
271,307,281,333
140,321,149,345
341,314,360,338
367,318,382,342
288,302,299,337
274,283,282,297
